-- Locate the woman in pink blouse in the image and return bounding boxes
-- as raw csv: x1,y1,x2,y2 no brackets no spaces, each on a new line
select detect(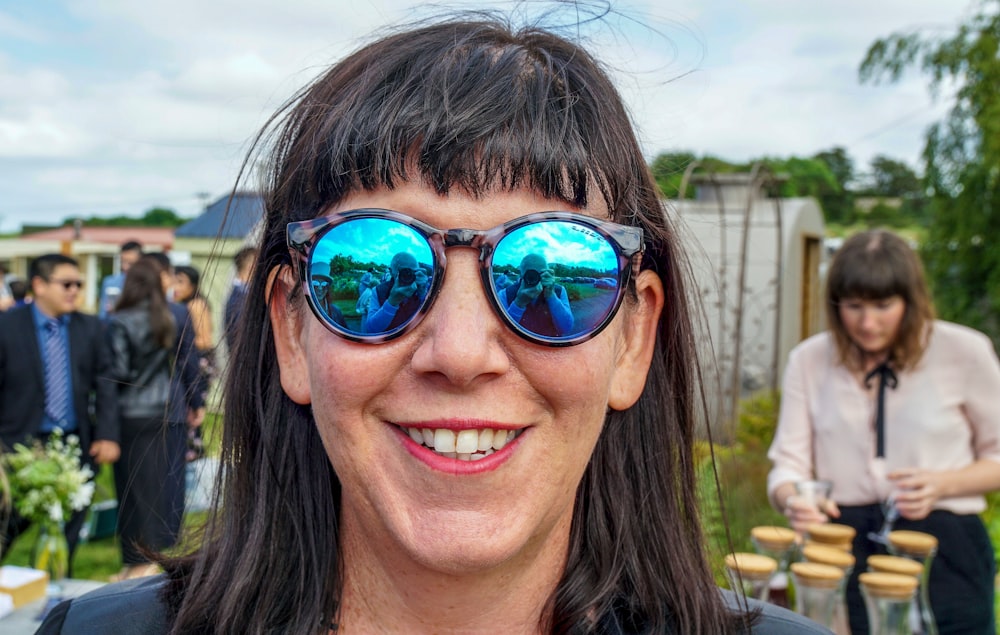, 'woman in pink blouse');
768,229,1000,634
